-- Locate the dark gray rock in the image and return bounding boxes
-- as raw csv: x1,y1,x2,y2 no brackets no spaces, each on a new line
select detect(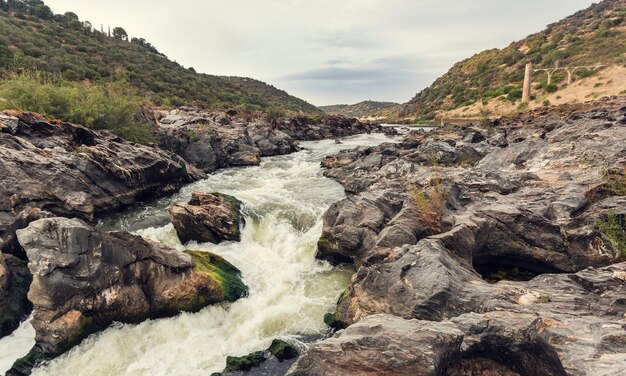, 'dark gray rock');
169,192,245,244
0,253,32,340
0,112,200,256
287,314,464,376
